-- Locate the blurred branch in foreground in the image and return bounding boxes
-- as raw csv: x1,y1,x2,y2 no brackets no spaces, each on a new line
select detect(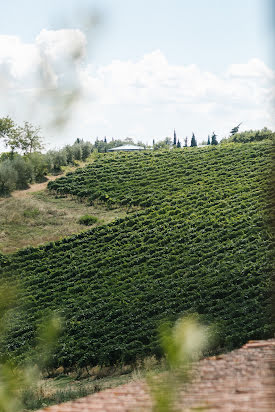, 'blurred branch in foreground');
0,285,62,412
148,315,213,412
